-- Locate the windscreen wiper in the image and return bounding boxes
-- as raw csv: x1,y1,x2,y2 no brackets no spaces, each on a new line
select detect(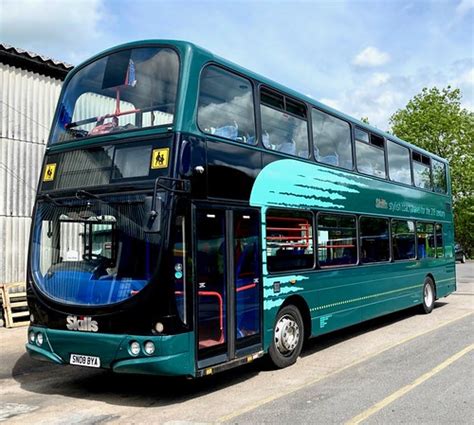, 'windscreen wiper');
38,193,64,206
75,189,102,200
76,190,146,205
